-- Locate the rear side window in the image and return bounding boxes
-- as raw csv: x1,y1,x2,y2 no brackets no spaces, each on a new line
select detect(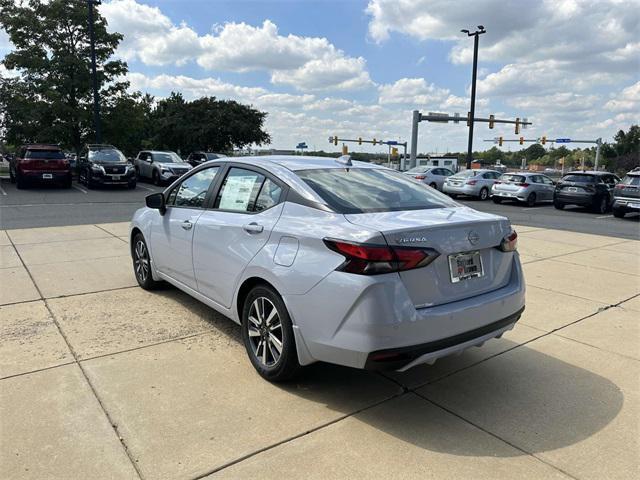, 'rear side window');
562,174,597,183
296,168,458,214
171,167,219,208
25,149,64,160
621,175,640,186
216,168,266,212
